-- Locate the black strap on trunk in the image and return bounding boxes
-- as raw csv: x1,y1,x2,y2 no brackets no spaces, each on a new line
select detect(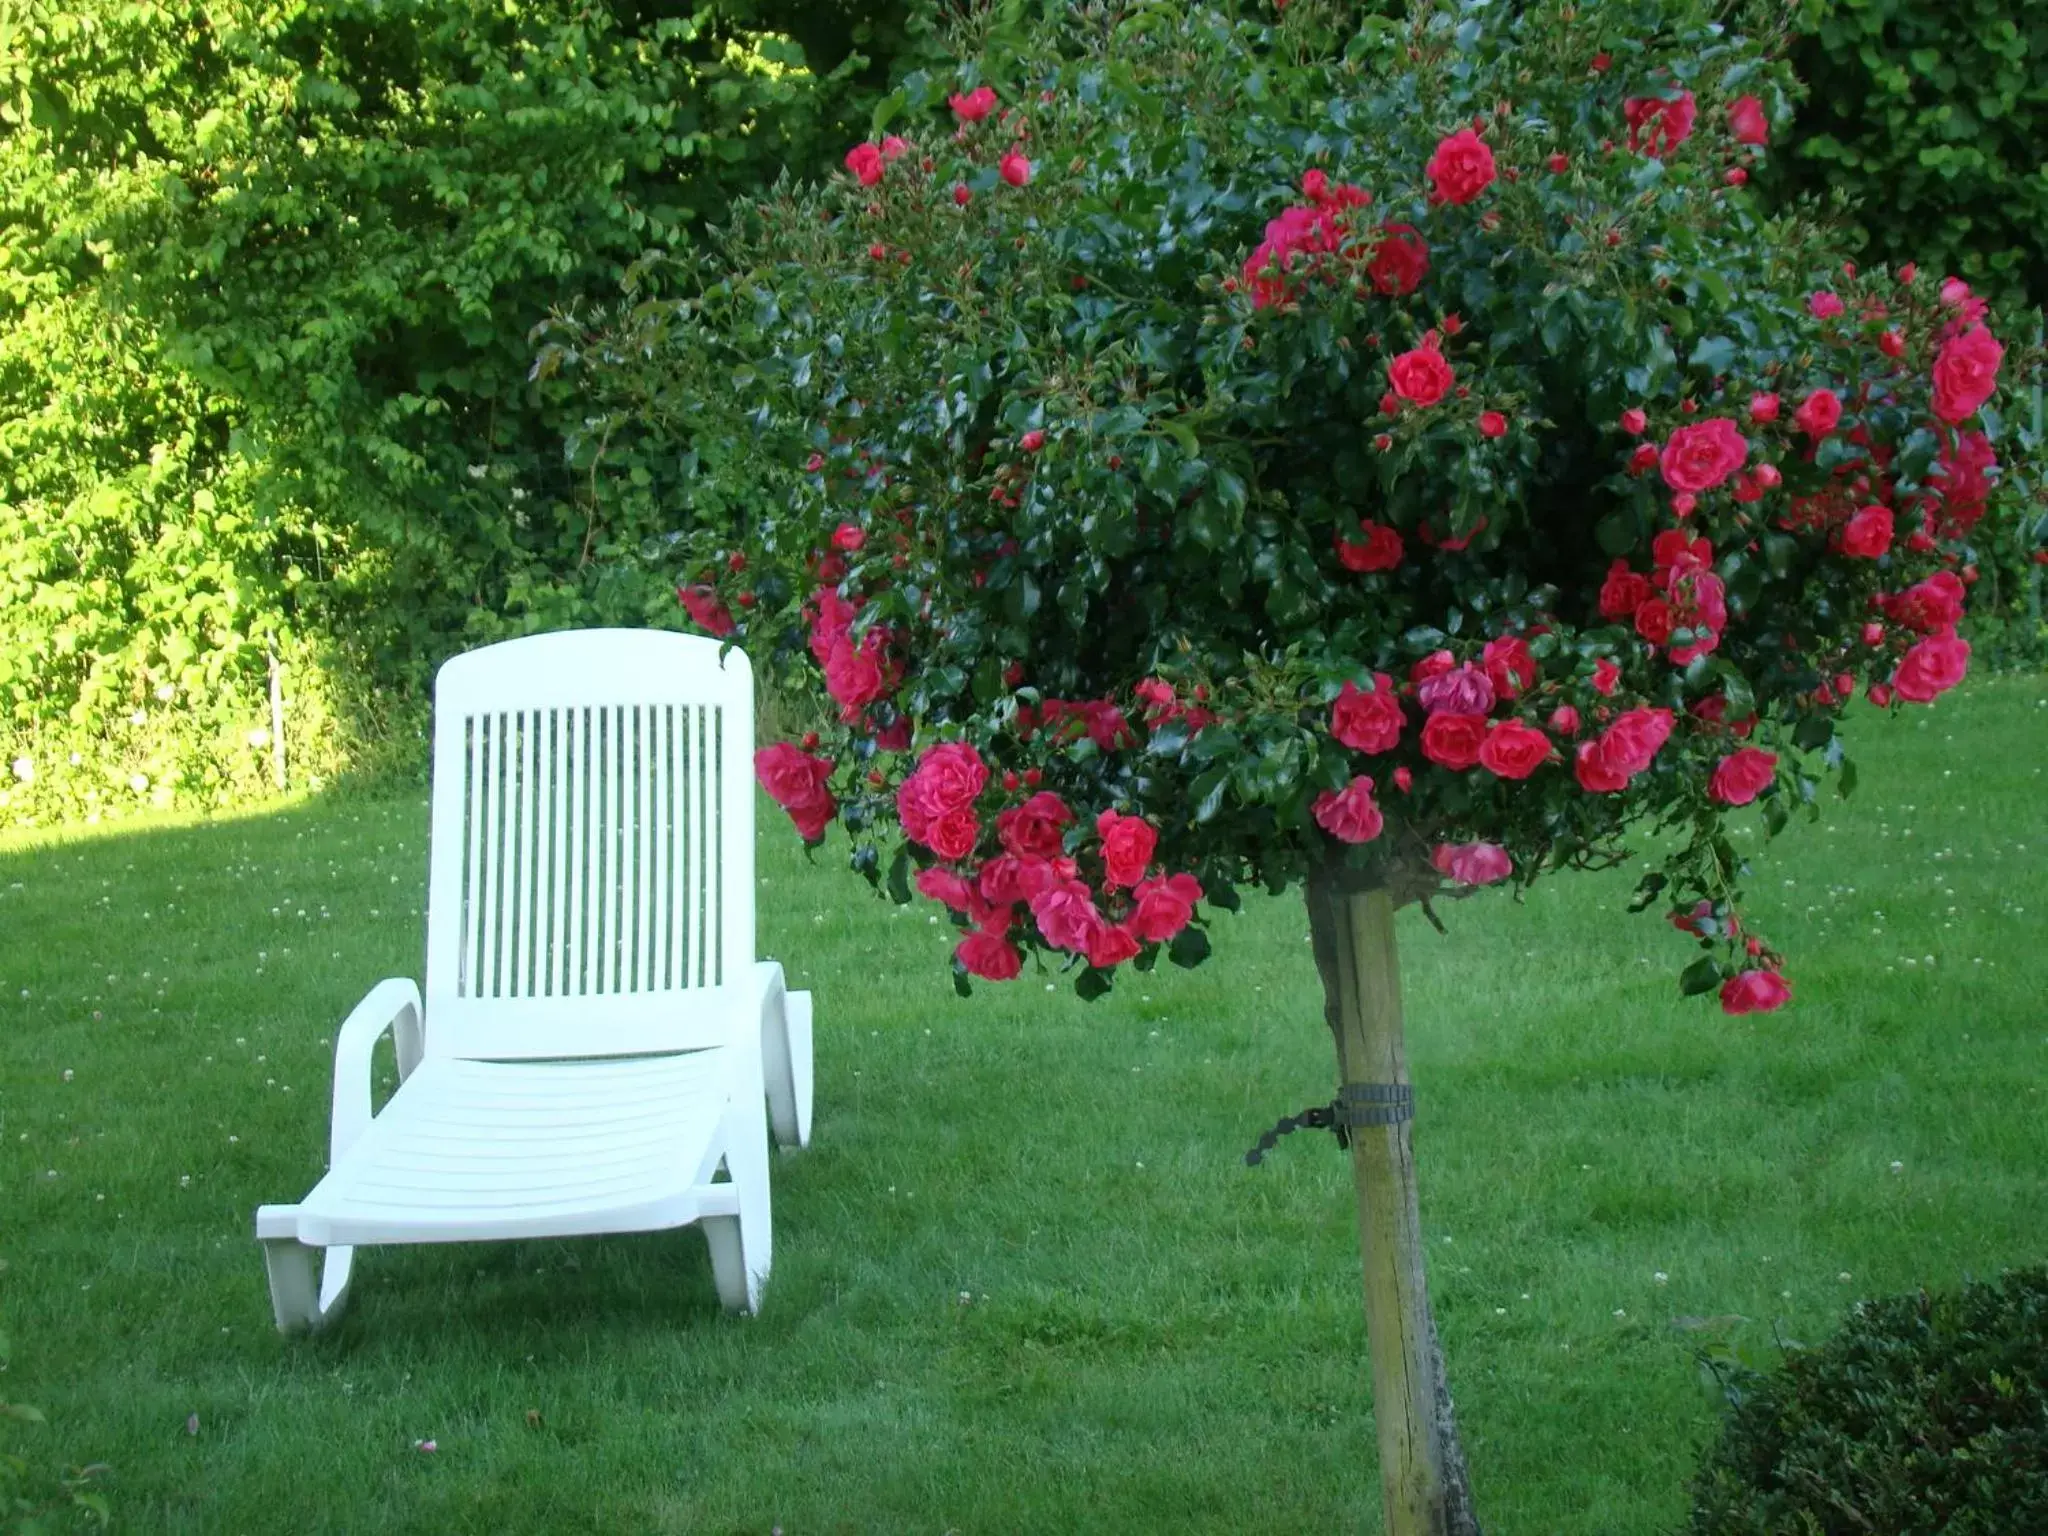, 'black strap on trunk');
1244,1082,1414,1166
